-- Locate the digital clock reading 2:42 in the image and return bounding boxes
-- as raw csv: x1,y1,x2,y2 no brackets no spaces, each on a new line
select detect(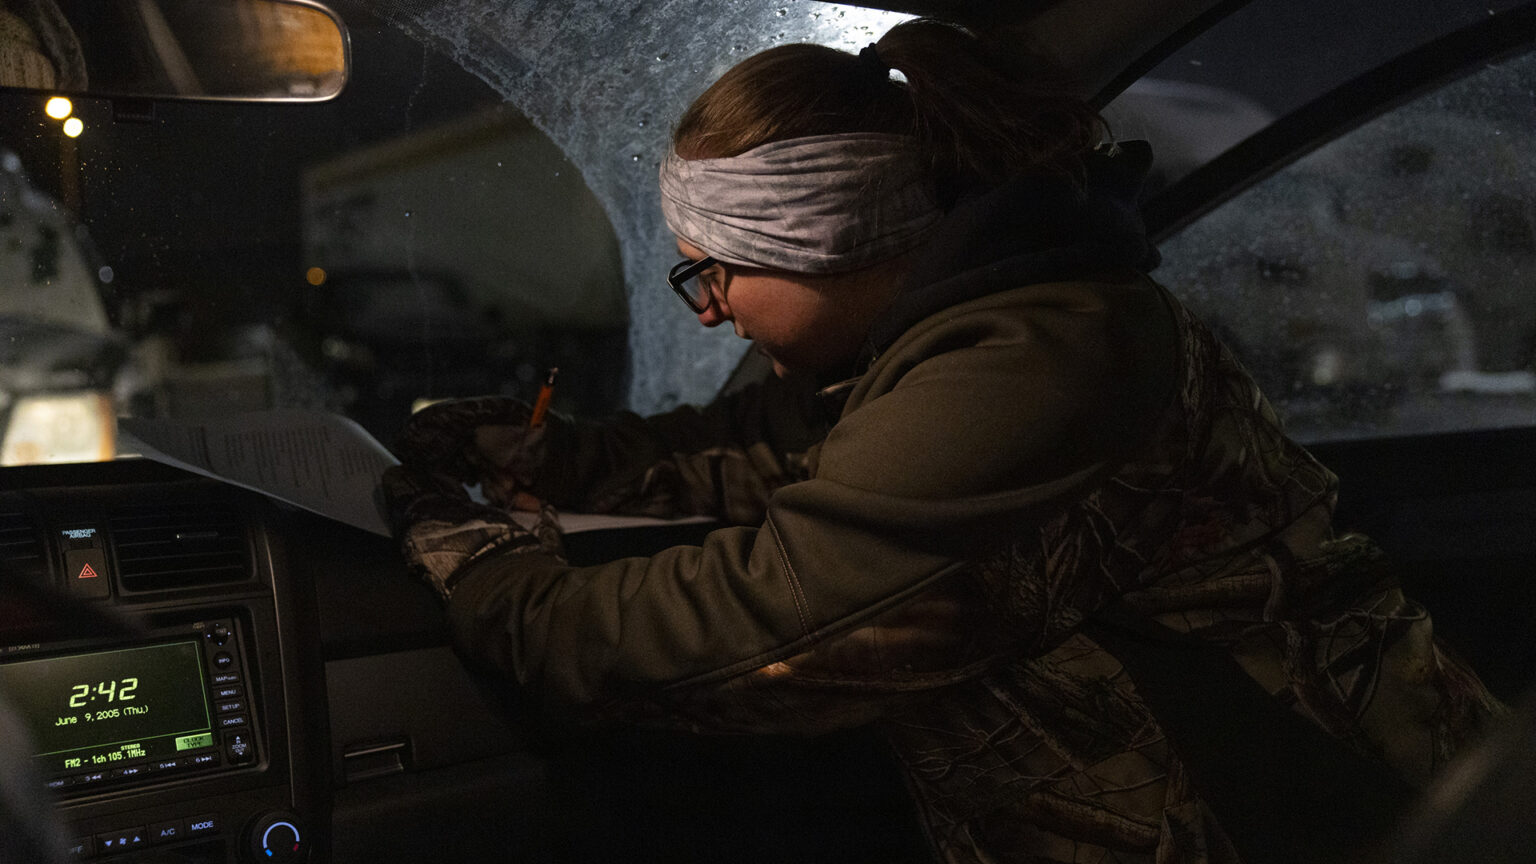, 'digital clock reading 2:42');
0,640,215,771
69,678,140,707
